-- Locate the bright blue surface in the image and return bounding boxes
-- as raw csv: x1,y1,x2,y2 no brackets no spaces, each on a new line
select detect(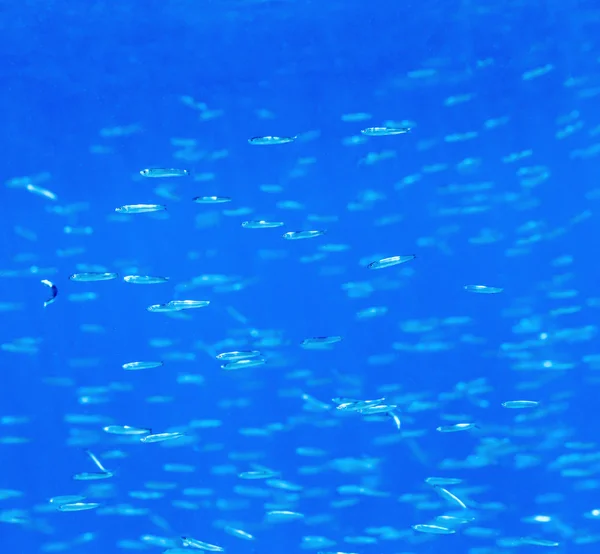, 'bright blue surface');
1,1,600,553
